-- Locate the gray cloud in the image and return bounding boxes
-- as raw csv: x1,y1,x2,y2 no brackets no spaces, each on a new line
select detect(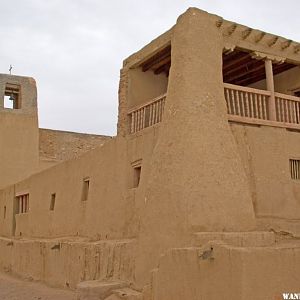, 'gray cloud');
1,0,299,135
